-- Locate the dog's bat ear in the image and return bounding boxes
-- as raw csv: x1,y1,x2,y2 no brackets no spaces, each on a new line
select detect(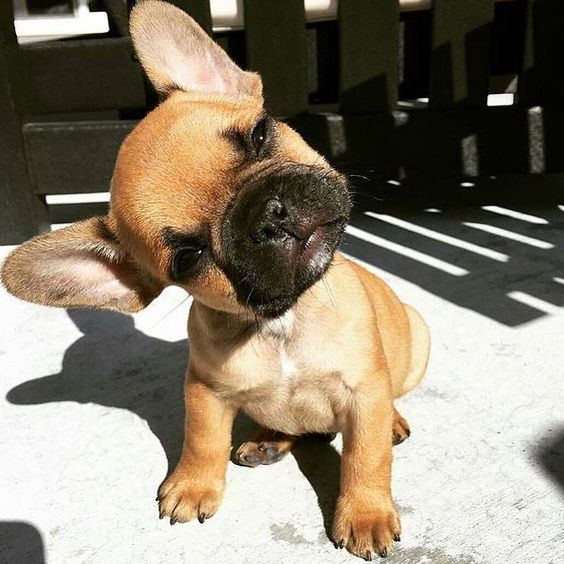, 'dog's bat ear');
129,0,263,99
1,217,164,313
